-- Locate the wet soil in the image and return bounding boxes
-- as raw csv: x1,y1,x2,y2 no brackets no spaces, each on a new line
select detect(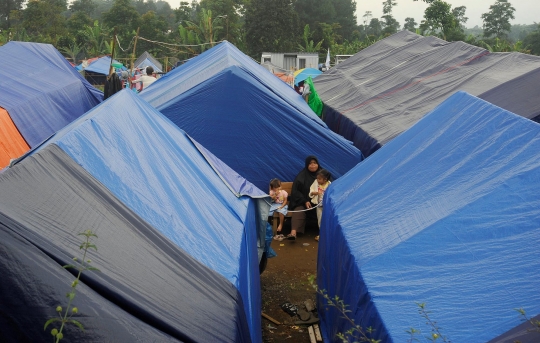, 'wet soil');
261,219,320,343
